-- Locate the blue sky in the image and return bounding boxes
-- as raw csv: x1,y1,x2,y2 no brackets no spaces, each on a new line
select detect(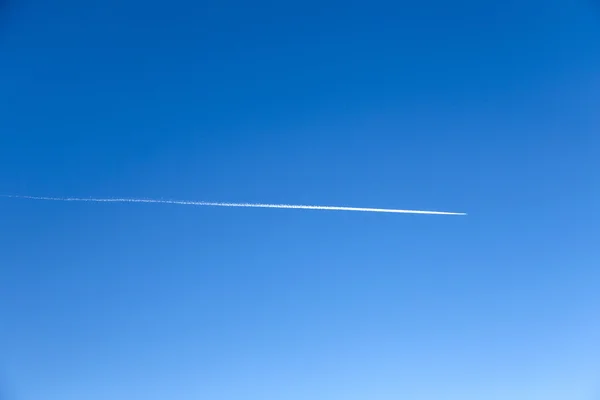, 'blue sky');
1,1,599,399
